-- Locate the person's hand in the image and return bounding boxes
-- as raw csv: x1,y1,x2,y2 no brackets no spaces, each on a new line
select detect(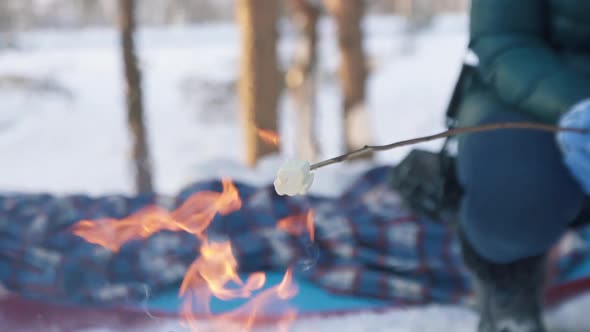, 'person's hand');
557,99,590,194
